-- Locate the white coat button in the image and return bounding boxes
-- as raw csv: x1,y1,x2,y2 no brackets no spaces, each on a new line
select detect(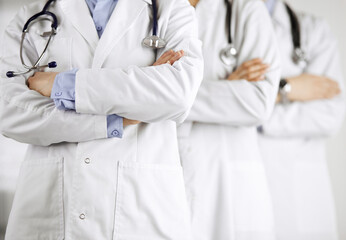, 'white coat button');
79,213,86,220
84,158,91,164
